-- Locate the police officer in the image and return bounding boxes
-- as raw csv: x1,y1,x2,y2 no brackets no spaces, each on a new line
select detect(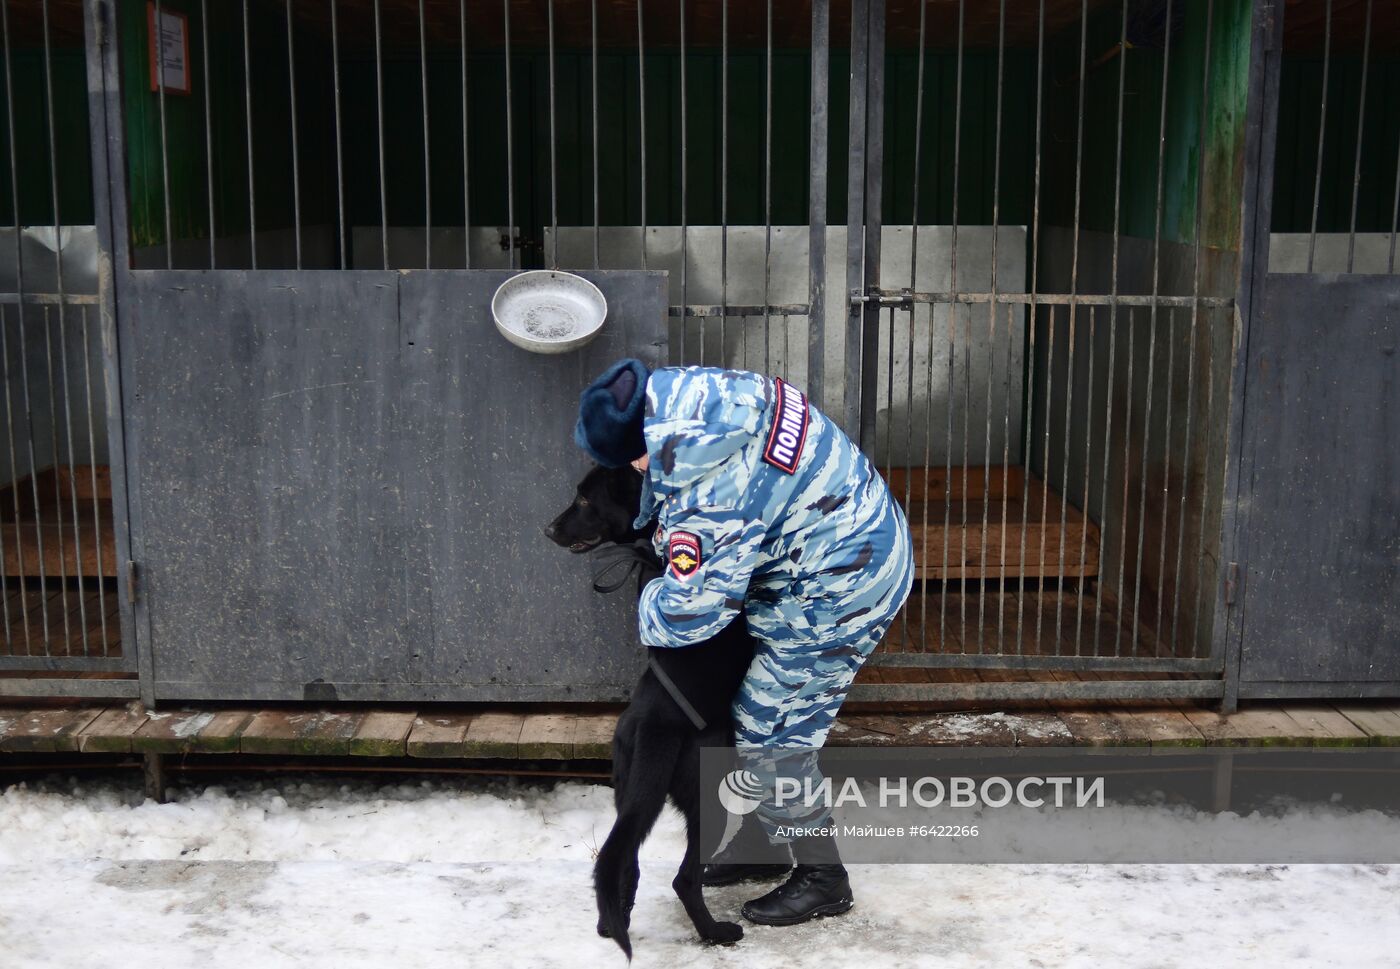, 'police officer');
574,359,914,926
